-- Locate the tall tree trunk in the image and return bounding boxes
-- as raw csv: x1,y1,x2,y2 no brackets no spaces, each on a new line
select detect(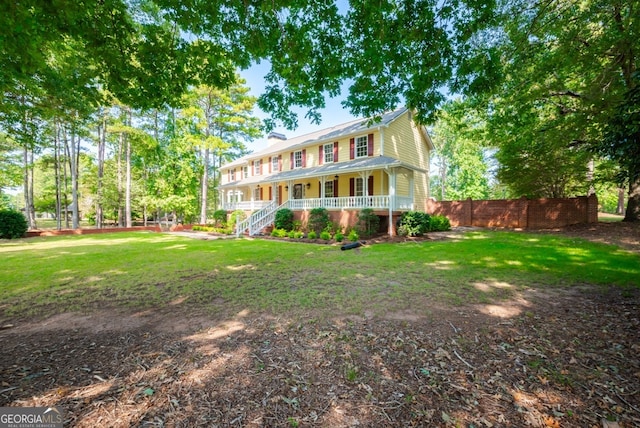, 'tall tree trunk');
69,121,80,229
54,119,62,230
125,109,132,228
117,132,124,227
624,178,640,222
200,147,209,224
28,146,36,228
62,131,70,229
96,111,106,228
23,145,34,229
21,106,36,230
